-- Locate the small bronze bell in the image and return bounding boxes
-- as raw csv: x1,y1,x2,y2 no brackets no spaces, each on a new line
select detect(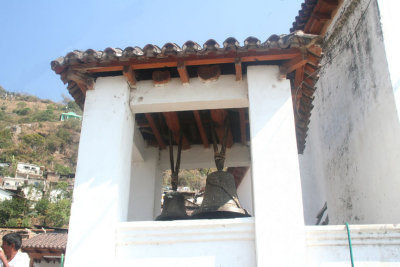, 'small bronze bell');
155,130,188,221
156,191,188,221
192,118,250,219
